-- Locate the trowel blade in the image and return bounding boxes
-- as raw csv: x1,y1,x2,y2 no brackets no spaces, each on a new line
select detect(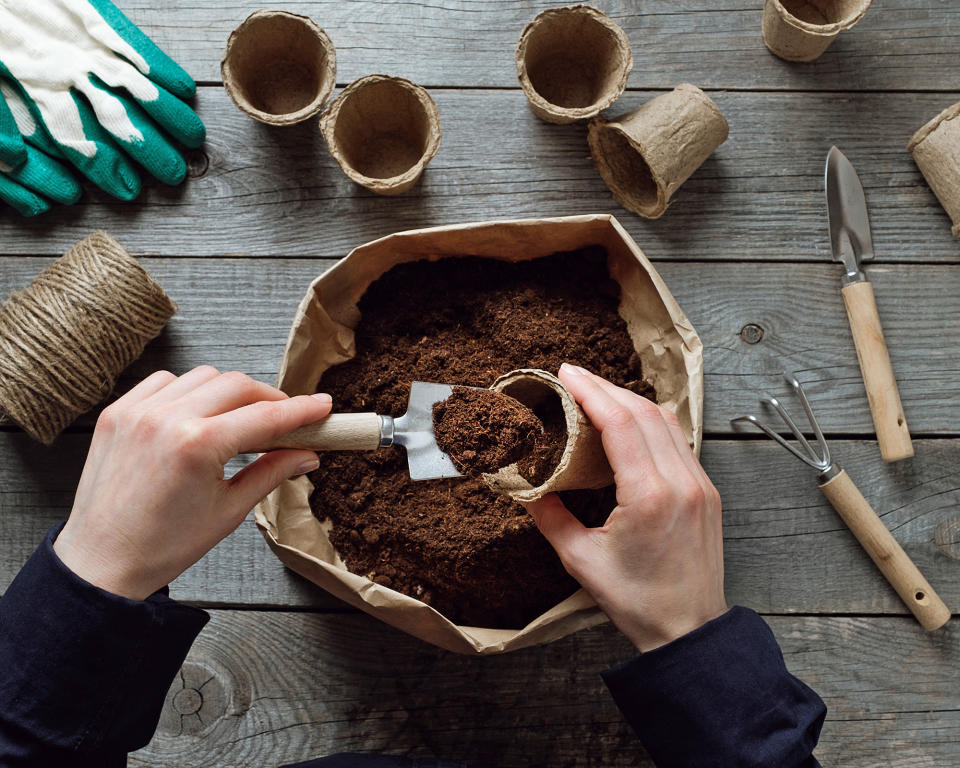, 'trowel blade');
826,146,875,274
395,381,463,481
